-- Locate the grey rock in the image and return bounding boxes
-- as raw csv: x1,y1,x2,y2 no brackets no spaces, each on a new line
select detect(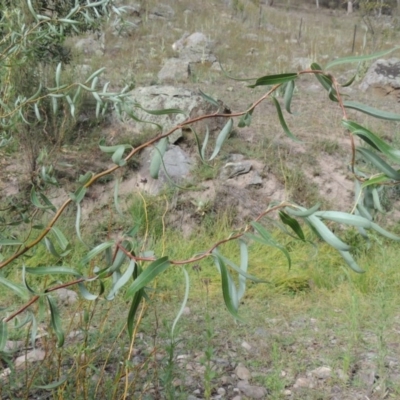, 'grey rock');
360,58,400,92
217,387,226,396
235,365,252,380
241,341,252,351
220,161,252,180
293,377,312,388
74,35,103,57
15,349,46,368
172,32,216,64
57,288,78,305
158,145,193,183
4,340,25,352
119,85,228,143
236,381,267,399
310,366,332,379
158,58,191,83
